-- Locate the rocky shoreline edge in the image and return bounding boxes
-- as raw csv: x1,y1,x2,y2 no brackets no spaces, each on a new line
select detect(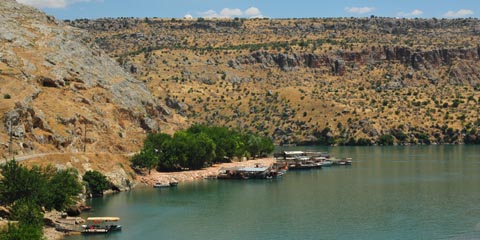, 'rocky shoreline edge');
138,158,276,186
